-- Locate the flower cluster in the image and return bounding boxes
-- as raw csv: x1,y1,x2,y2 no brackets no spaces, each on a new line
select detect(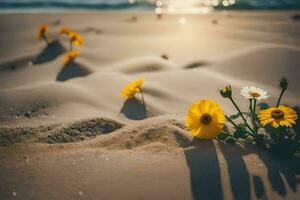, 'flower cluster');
121,77,298,156
36,24,84,65
60,27,84,50
217,78,298,156
60,27,84,66
182,77,299,156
